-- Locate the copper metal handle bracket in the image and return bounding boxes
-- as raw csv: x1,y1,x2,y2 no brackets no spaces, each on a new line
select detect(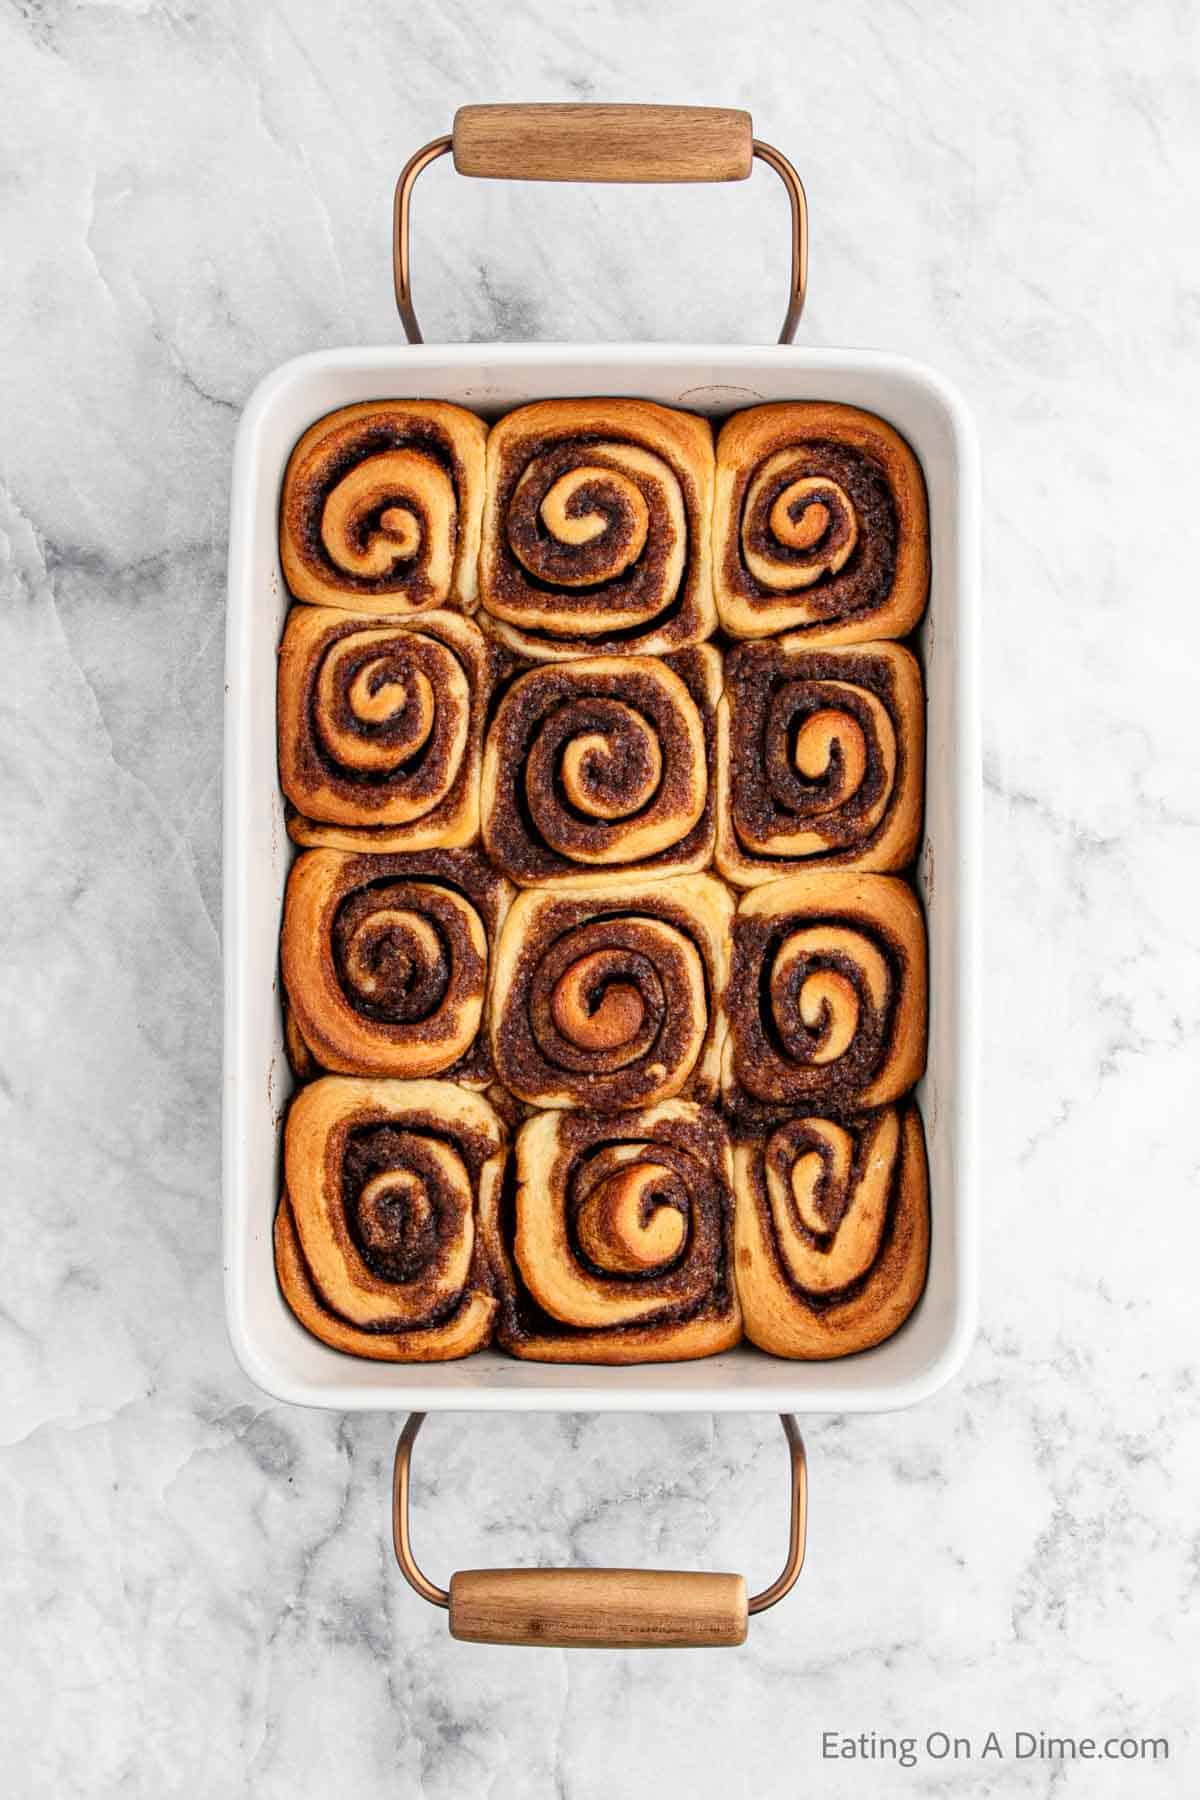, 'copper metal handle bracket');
392,107,807,347
393,1412,807,1649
